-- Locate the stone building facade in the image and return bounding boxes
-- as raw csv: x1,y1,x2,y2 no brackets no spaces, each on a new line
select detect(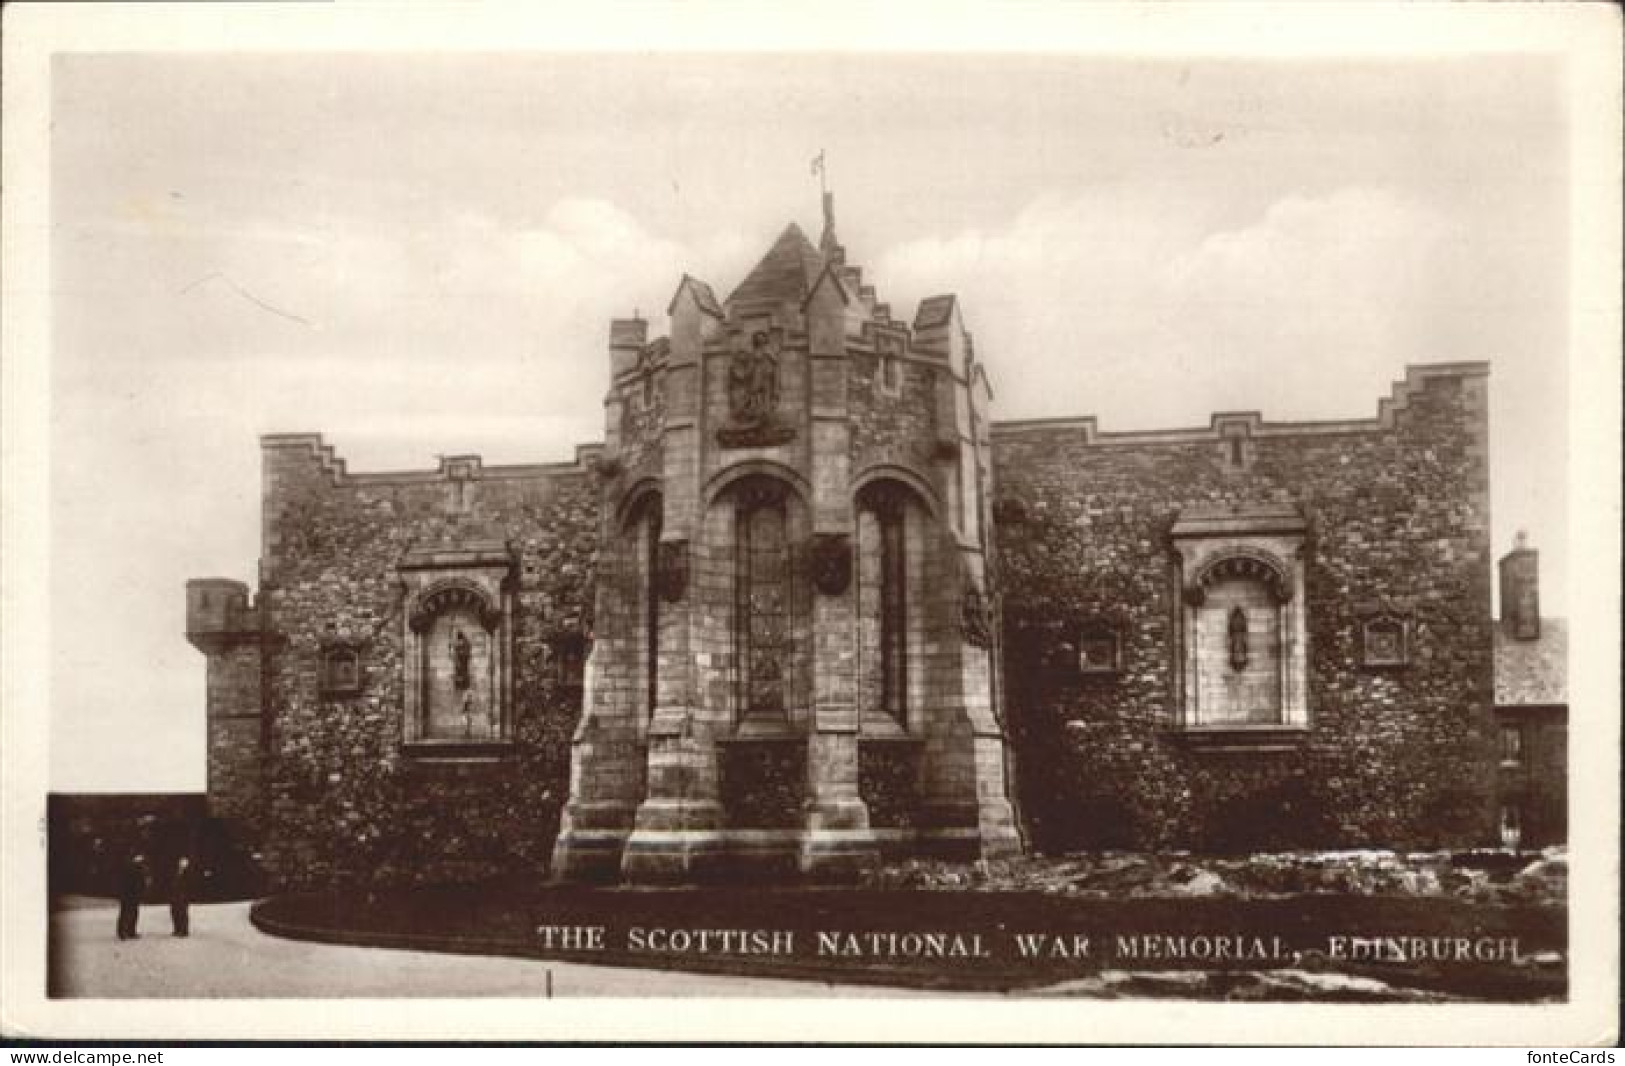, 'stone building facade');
992,364,1495,853
1491,534,1567,848
188,444,600,887
188,199,1499,888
